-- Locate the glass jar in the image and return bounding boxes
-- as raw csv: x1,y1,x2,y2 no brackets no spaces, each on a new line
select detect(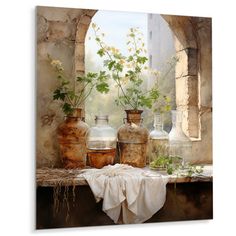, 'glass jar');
148,113,169,169
168,110,192,163
86,115,117,168
117,110,149,168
